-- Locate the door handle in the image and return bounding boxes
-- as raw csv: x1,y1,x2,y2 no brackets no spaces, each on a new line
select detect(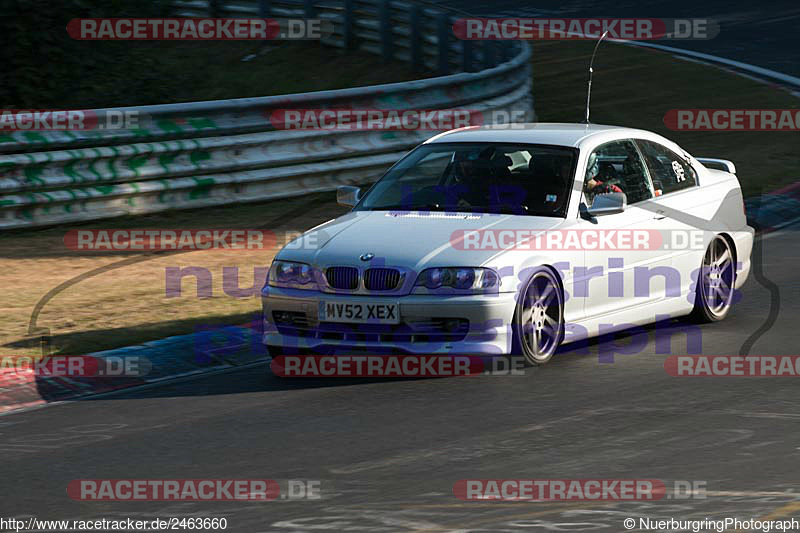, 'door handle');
653,209,667,220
